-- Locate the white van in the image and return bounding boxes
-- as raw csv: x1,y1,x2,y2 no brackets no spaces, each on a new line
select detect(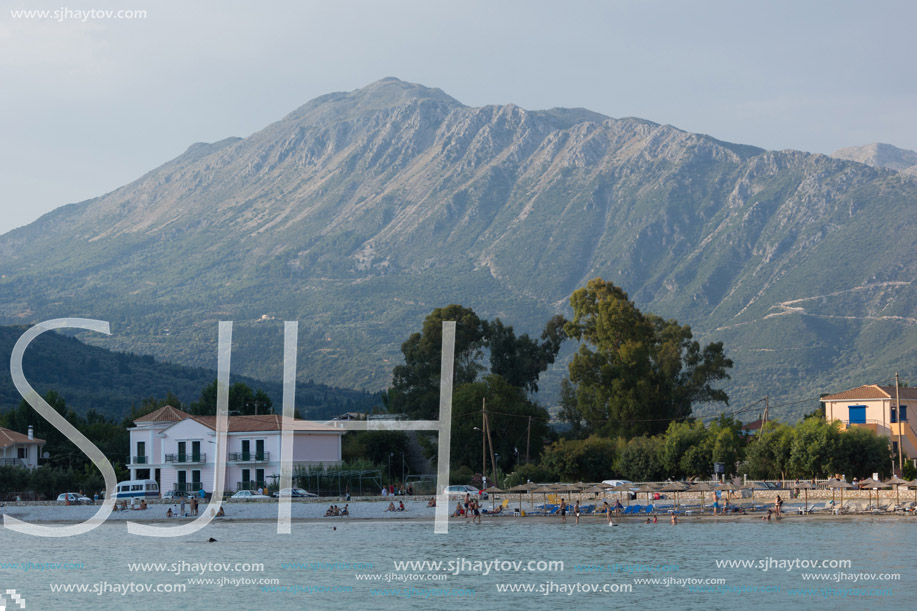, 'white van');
113,479,160,500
